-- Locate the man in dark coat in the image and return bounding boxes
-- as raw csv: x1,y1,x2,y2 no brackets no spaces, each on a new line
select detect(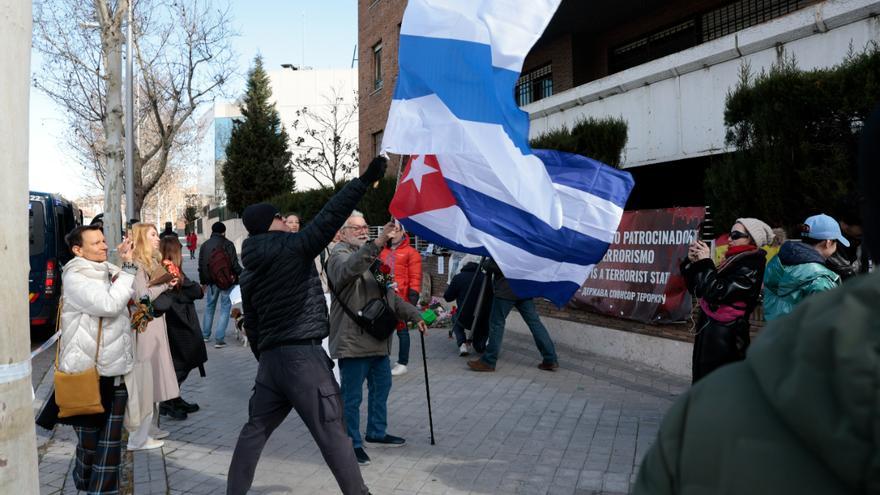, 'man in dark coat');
198,222,242,348
225,156,388,495
632,105,880,495
443,259,492,355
